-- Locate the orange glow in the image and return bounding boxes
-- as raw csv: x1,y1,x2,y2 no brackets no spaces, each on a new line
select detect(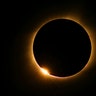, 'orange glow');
30,15,95,79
